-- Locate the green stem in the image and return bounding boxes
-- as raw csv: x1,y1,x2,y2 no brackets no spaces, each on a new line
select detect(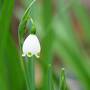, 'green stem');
42,60,53,90
48,64,53,90
24,57,35,90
